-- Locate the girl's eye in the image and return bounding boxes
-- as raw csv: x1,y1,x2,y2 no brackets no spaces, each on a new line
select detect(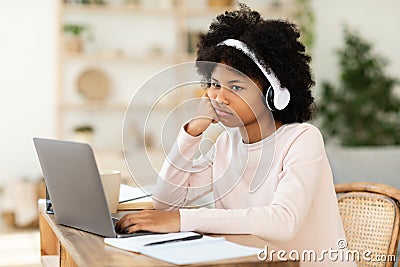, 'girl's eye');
211,82,221,88
231,85,243,91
